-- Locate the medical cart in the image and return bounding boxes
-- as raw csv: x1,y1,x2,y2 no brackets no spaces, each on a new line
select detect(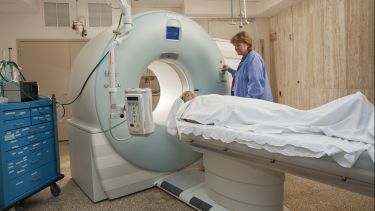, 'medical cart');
0,96,63,210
